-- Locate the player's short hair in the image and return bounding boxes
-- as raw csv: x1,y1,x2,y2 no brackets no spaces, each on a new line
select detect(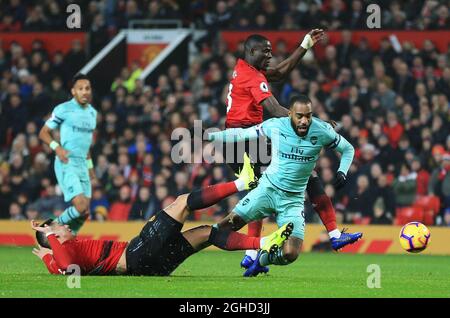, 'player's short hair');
244,34,269,52
289,95,312,108
71,73,90,87
35,219,54,249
